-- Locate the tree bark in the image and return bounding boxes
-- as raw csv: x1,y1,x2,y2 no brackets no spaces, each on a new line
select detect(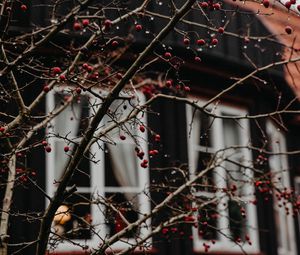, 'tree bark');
0,155,16,255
